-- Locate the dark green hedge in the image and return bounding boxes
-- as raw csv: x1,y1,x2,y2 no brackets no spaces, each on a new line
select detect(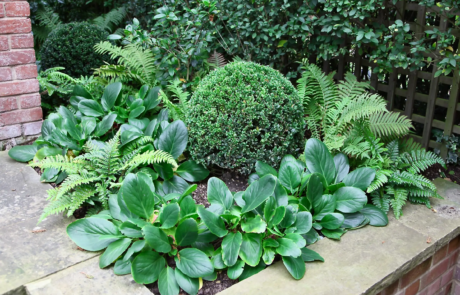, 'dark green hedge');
186,62,305,175
40,22,109,77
